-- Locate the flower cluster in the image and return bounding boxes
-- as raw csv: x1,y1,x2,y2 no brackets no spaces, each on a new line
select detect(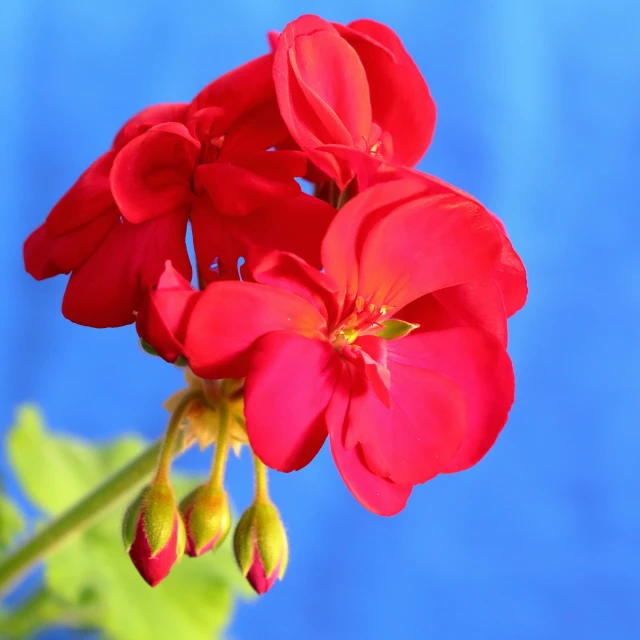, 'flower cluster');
24,14,527,590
